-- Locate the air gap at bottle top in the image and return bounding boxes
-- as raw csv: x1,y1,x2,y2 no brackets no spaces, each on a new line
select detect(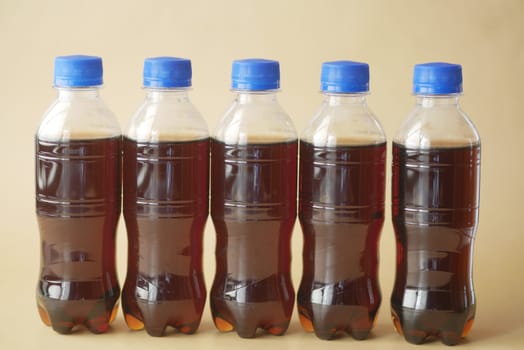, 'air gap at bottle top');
210,59,298,338
122,57,209,337
35,55,121,334
391,62,481,346
298,60,386,340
